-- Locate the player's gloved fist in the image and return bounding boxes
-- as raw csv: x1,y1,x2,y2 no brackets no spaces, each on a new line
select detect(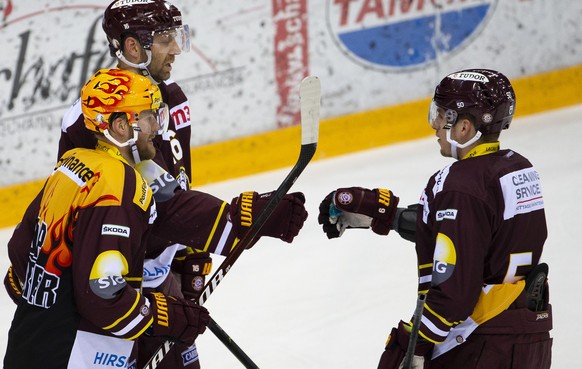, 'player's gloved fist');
318,187,399,239
230,191,308,244
377,321,433,369
147,292,210,345
3,266,22,304
171,252,212,301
